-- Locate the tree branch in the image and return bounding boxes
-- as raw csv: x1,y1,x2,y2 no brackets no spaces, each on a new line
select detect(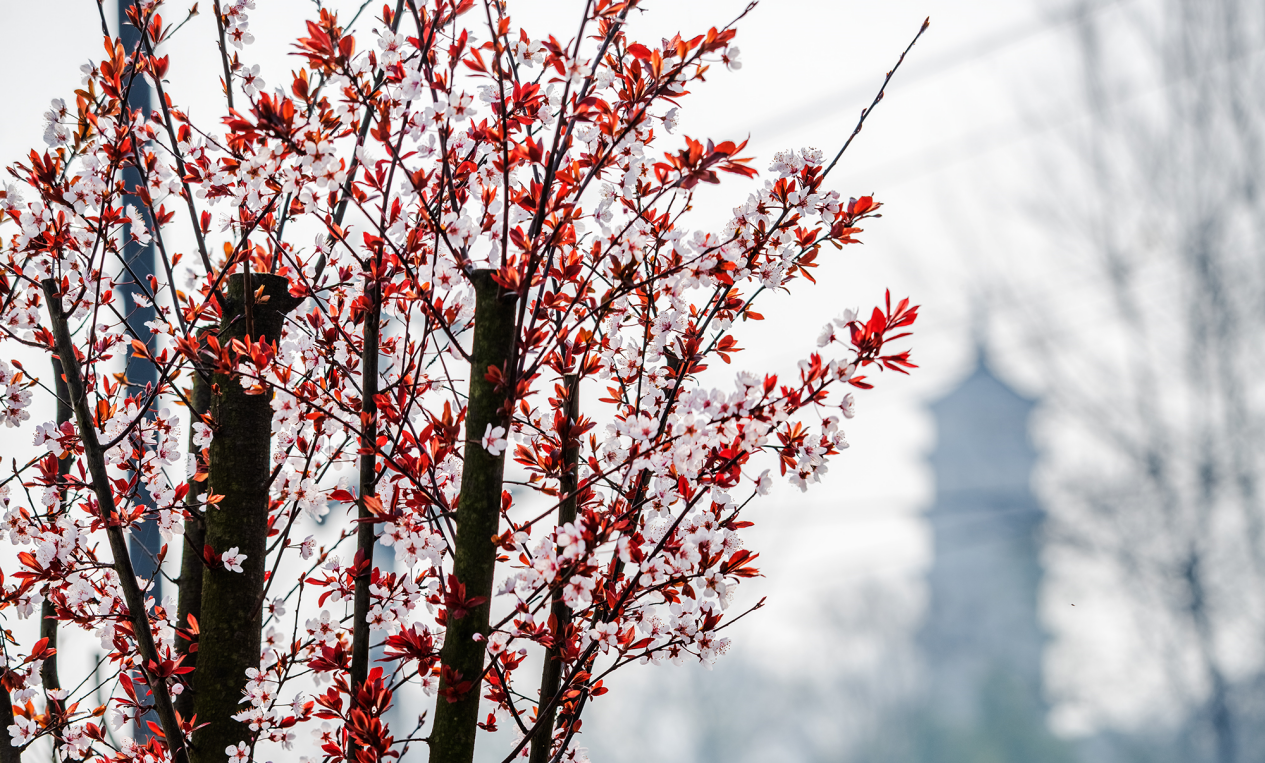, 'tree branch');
41,278,189,763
